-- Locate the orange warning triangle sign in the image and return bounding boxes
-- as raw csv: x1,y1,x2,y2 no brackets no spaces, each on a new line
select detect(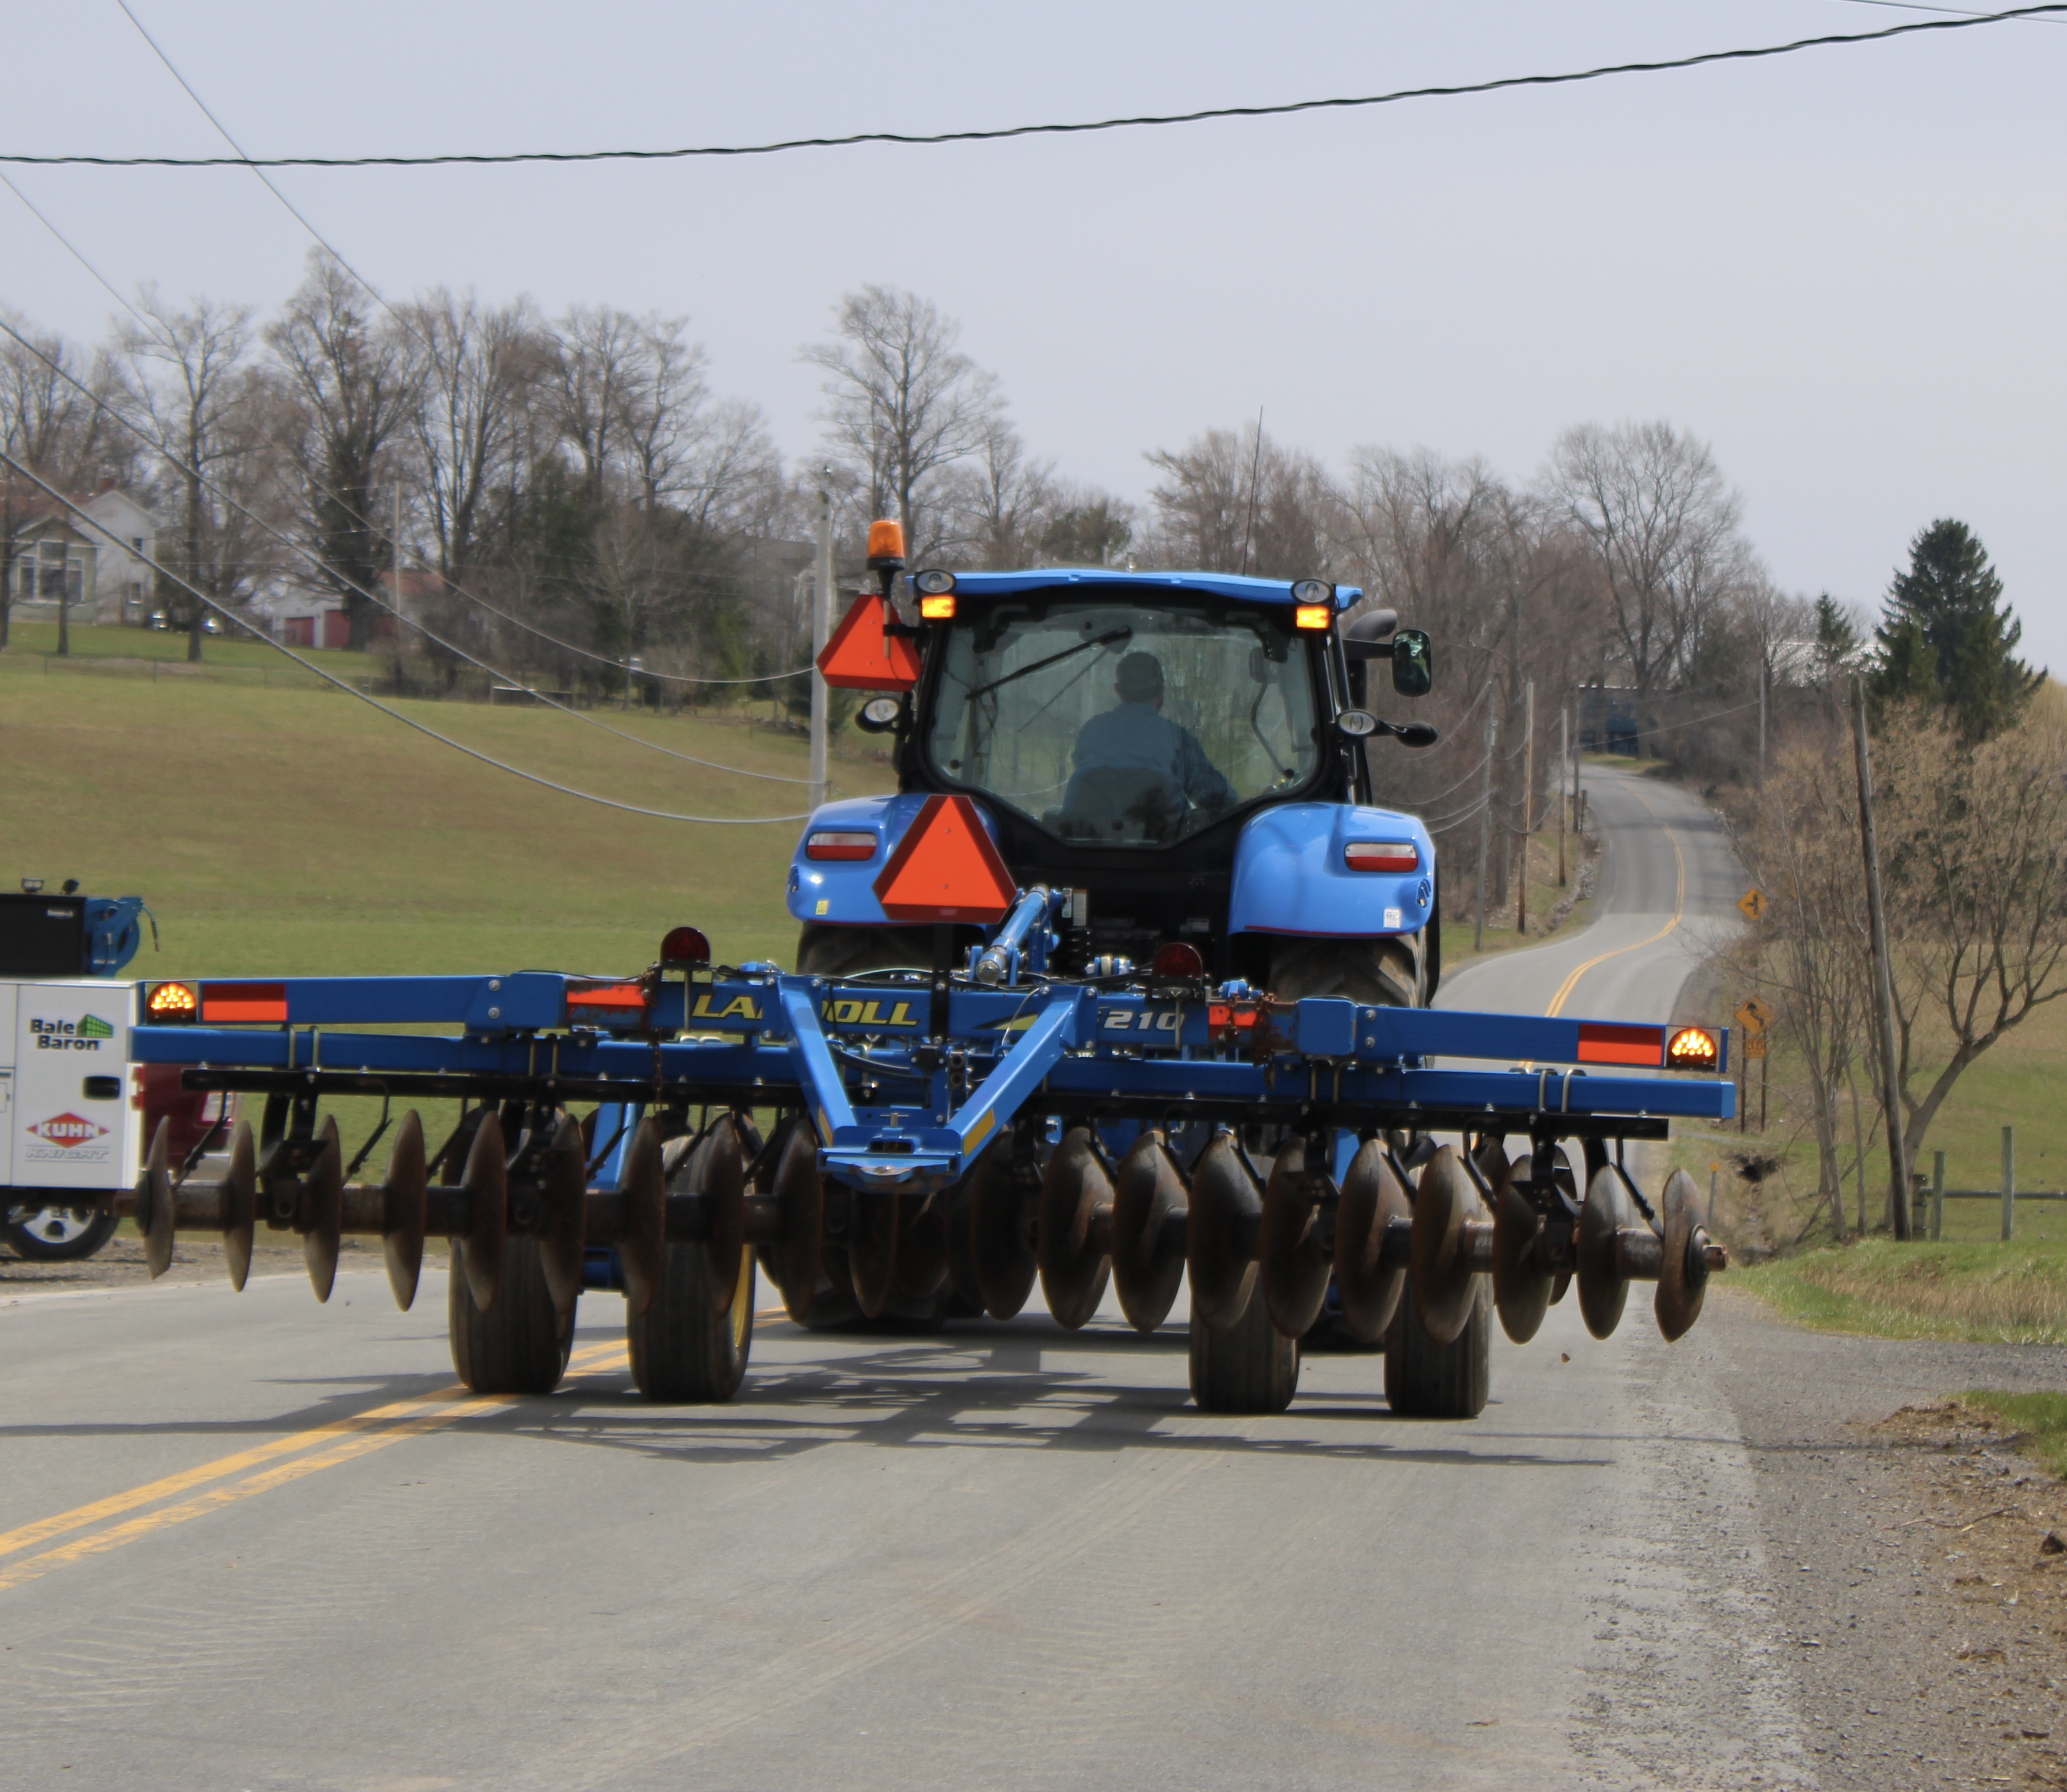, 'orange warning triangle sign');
873,795,1019,924
817,592,923,690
